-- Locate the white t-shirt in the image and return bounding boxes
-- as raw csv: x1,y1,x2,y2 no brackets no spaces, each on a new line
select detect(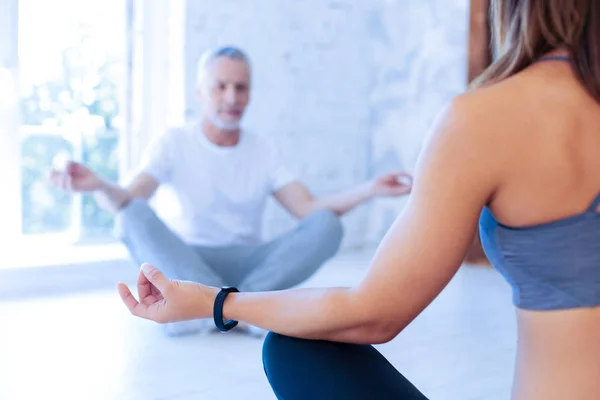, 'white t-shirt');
137,125,295,246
